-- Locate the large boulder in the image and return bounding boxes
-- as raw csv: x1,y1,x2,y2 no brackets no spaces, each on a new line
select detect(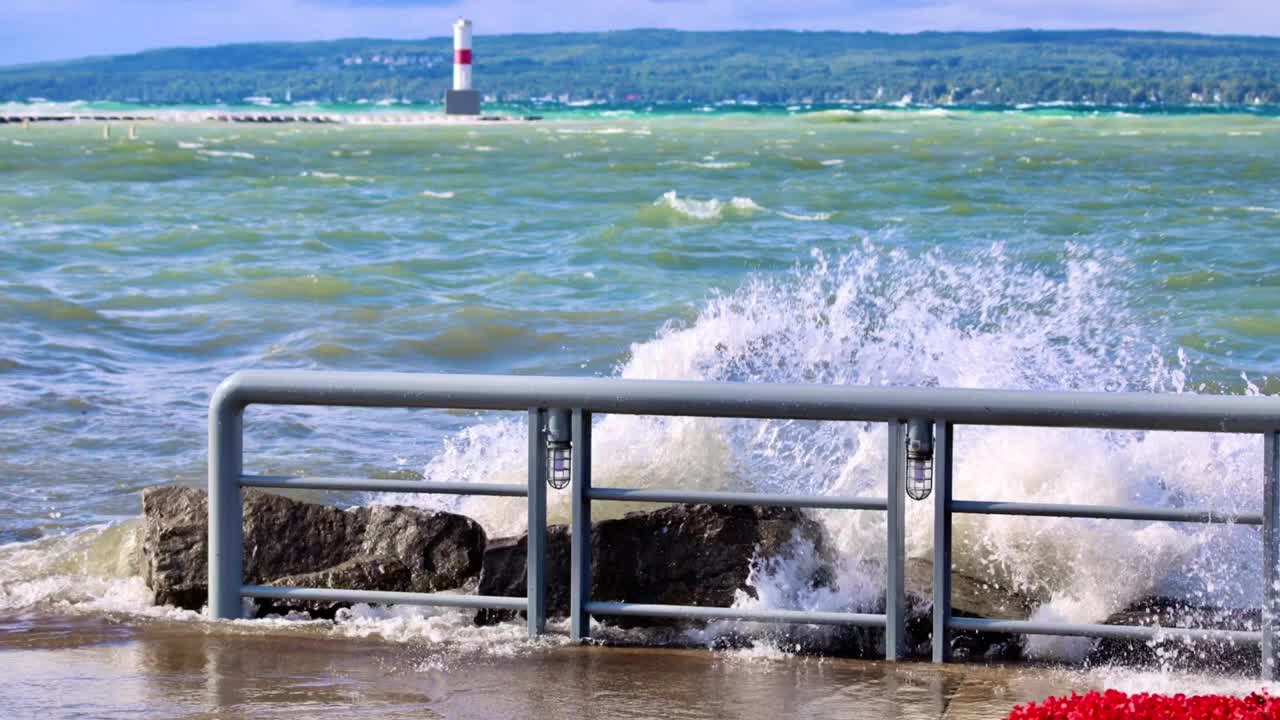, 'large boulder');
141,486,486,614
472,508,1042,659
475,504,829,627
